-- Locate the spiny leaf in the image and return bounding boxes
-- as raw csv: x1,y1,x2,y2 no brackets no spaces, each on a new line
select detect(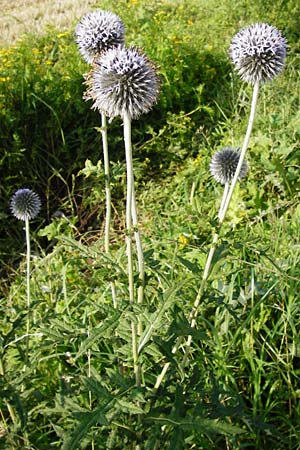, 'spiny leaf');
62,406,109,450
74,311,121,361
147,416,245,435
138,279,191,354
115,398,144,415
177,255,200,274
